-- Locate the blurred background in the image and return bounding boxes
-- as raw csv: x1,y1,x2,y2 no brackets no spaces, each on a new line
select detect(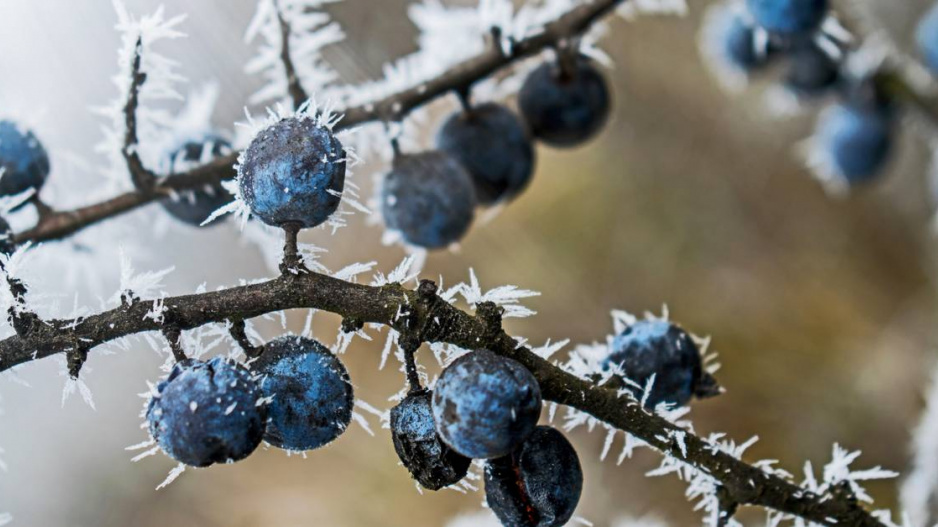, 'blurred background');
1,0,938,525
